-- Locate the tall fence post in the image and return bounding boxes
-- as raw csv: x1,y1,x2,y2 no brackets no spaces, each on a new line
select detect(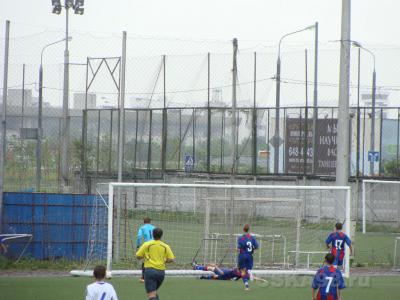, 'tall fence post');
304,49,309,175
312,21,319,174
0,20,10,231
162,55,167,174
206,53,211,173
252,51,257,176
229,38,238,264
115,31,127,262
117,31,127,183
